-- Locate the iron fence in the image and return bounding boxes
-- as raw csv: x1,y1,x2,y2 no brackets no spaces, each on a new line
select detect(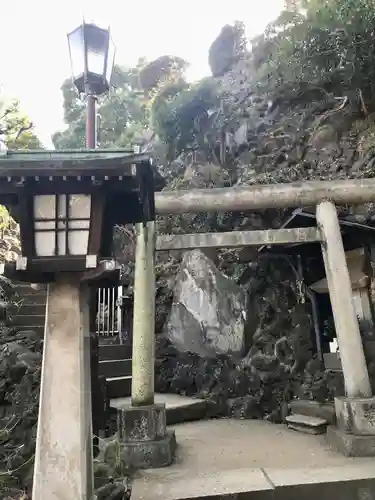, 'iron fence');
96,285,123,338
